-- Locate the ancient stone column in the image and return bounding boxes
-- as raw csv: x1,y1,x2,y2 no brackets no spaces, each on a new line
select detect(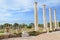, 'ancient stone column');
54,9,57,30
46,21,49,33
49,8,52,31
42,4,47,31
5,25,10,33
4,27,10,37
57,21,59,29
57,21,59,27
34,2,38,31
